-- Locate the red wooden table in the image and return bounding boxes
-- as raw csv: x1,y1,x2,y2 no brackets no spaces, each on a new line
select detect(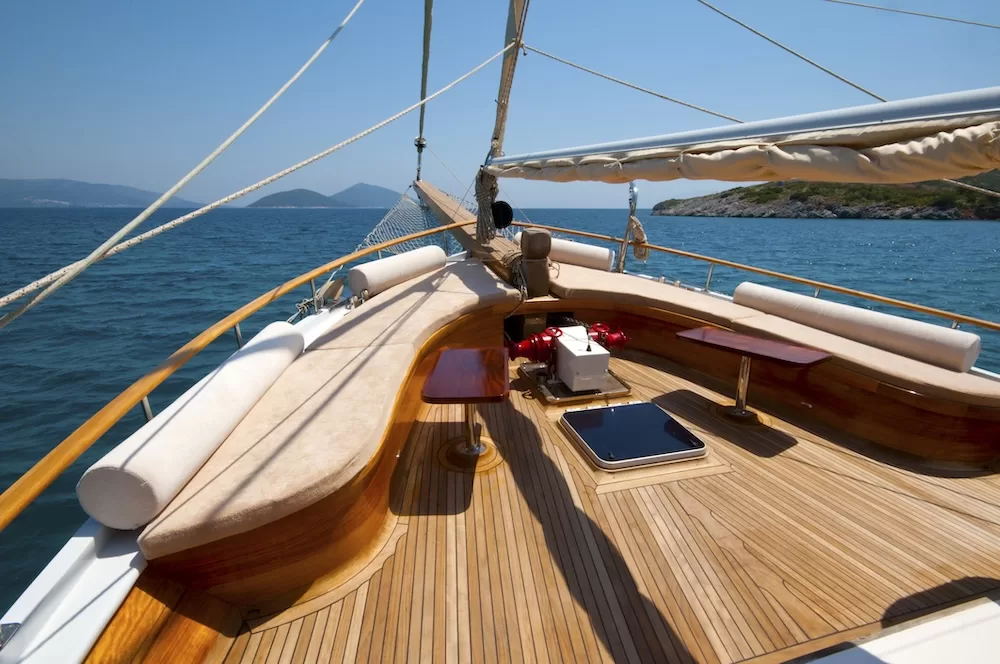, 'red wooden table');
676,326,831,422
422,347,509,459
